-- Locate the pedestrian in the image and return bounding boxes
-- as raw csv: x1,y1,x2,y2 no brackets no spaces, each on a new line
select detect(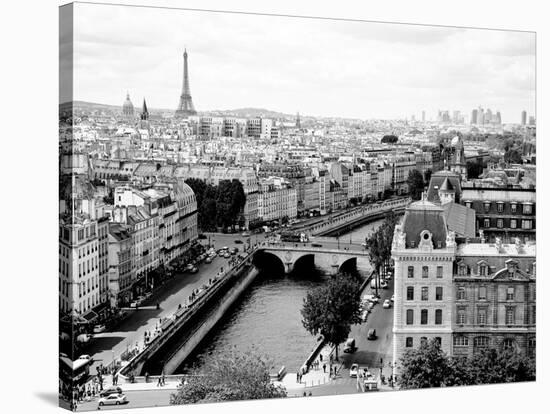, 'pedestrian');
161,371,165,386
157,376,162,387
322,363,326,373
319,354,323,362
145,372,149,383
308,391,312,396
296,371,300,383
